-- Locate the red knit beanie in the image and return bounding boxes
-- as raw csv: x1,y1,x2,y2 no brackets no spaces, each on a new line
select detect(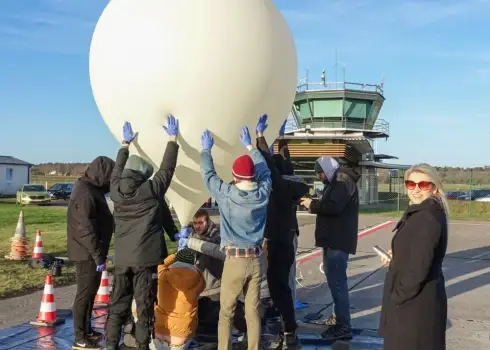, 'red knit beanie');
232,155,255,181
